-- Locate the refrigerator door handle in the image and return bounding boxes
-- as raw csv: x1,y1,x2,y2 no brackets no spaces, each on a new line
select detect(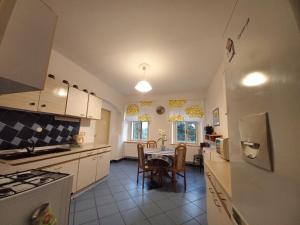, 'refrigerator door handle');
241,141,260,149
